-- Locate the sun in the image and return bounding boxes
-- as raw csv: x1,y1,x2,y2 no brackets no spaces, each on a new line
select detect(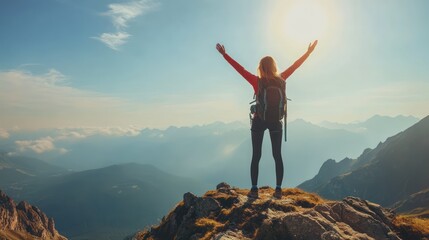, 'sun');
283,1,328,43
